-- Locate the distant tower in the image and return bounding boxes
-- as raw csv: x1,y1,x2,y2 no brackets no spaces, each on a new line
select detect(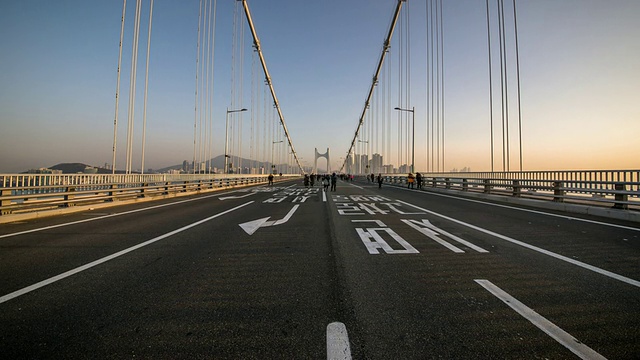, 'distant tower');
314,147,330,174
